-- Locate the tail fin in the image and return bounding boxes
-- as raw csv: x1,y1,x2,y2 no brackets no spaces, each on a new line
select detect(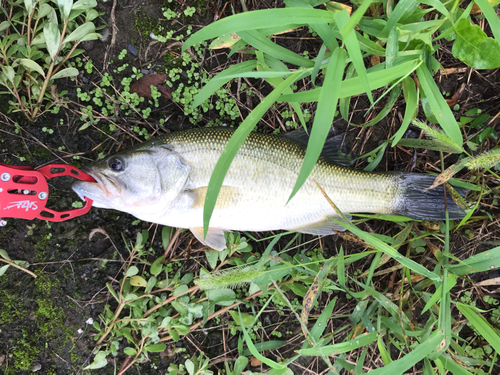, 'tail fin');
393,173,466,221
